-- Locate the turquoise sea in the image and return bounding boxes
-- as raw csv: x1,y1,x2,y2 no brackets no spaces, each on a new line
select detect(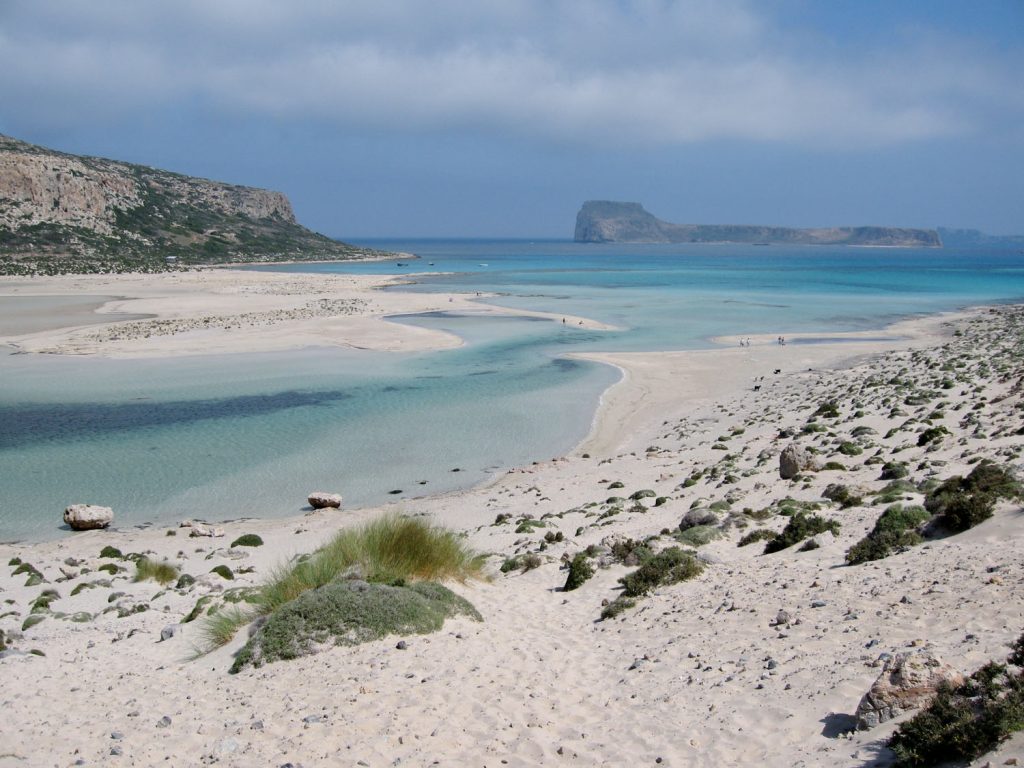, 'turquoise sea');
3,240,1024,541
